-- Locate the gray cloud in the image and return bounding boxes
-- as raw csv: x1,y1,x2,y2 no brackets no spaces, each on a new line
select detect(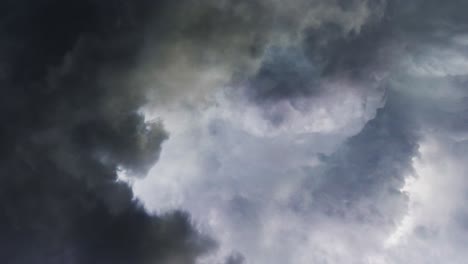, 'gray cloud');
307,91,419,218
4,0,468,263
133,1,468,263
